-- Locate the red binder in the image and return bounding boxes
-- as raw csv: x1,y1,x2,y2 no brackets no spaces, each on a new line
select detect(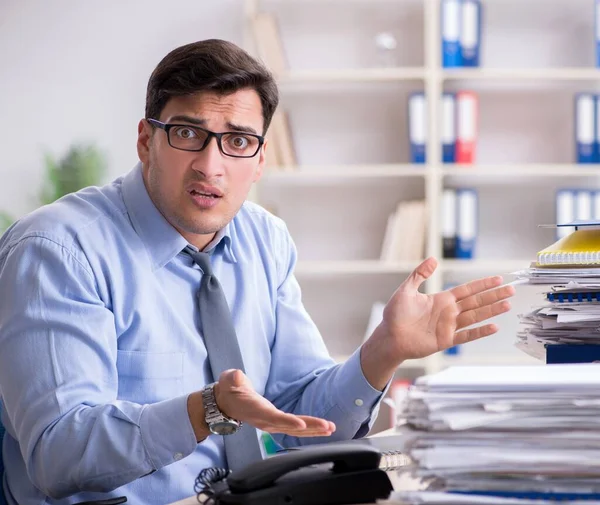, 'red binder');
456,91,478,164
